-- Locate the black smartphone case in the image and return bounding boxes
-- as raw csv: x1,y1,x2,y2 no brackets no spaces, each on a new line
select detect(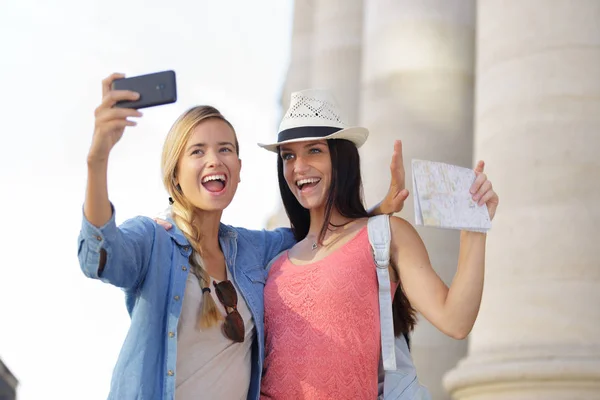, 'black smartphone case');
111,70,177,109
